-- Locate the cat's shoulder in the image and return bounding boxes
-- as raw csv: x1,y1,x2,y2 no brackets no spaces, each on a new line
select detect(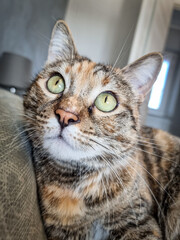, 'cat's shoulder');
140,125,180,154
141,125,180,143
